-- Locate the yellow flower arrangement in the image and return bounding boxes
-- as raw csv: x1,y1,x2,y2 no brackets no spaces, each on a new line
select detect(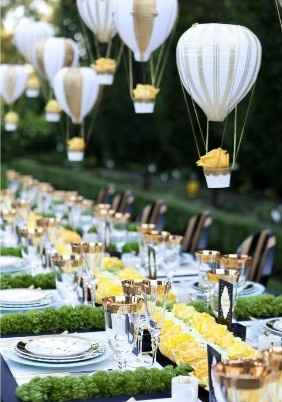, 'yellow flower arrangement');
133,84,160,102
196,148,229,170
27,74,40,90
93,58,116,74
4,111,19,125
173,304,257,360
102,257,125,272
67,137,85,152
117,267,144,281
45,99,61,113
